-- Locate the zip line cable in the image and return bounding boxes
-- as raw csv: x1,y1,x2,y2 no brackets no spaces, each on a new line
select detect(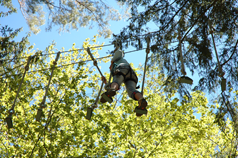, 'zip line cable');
0,44,112,75
1,48,145,78
0,29,178,63
0,55,111,78
1,40,178,78
1,38,148,63
0,43,114,63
